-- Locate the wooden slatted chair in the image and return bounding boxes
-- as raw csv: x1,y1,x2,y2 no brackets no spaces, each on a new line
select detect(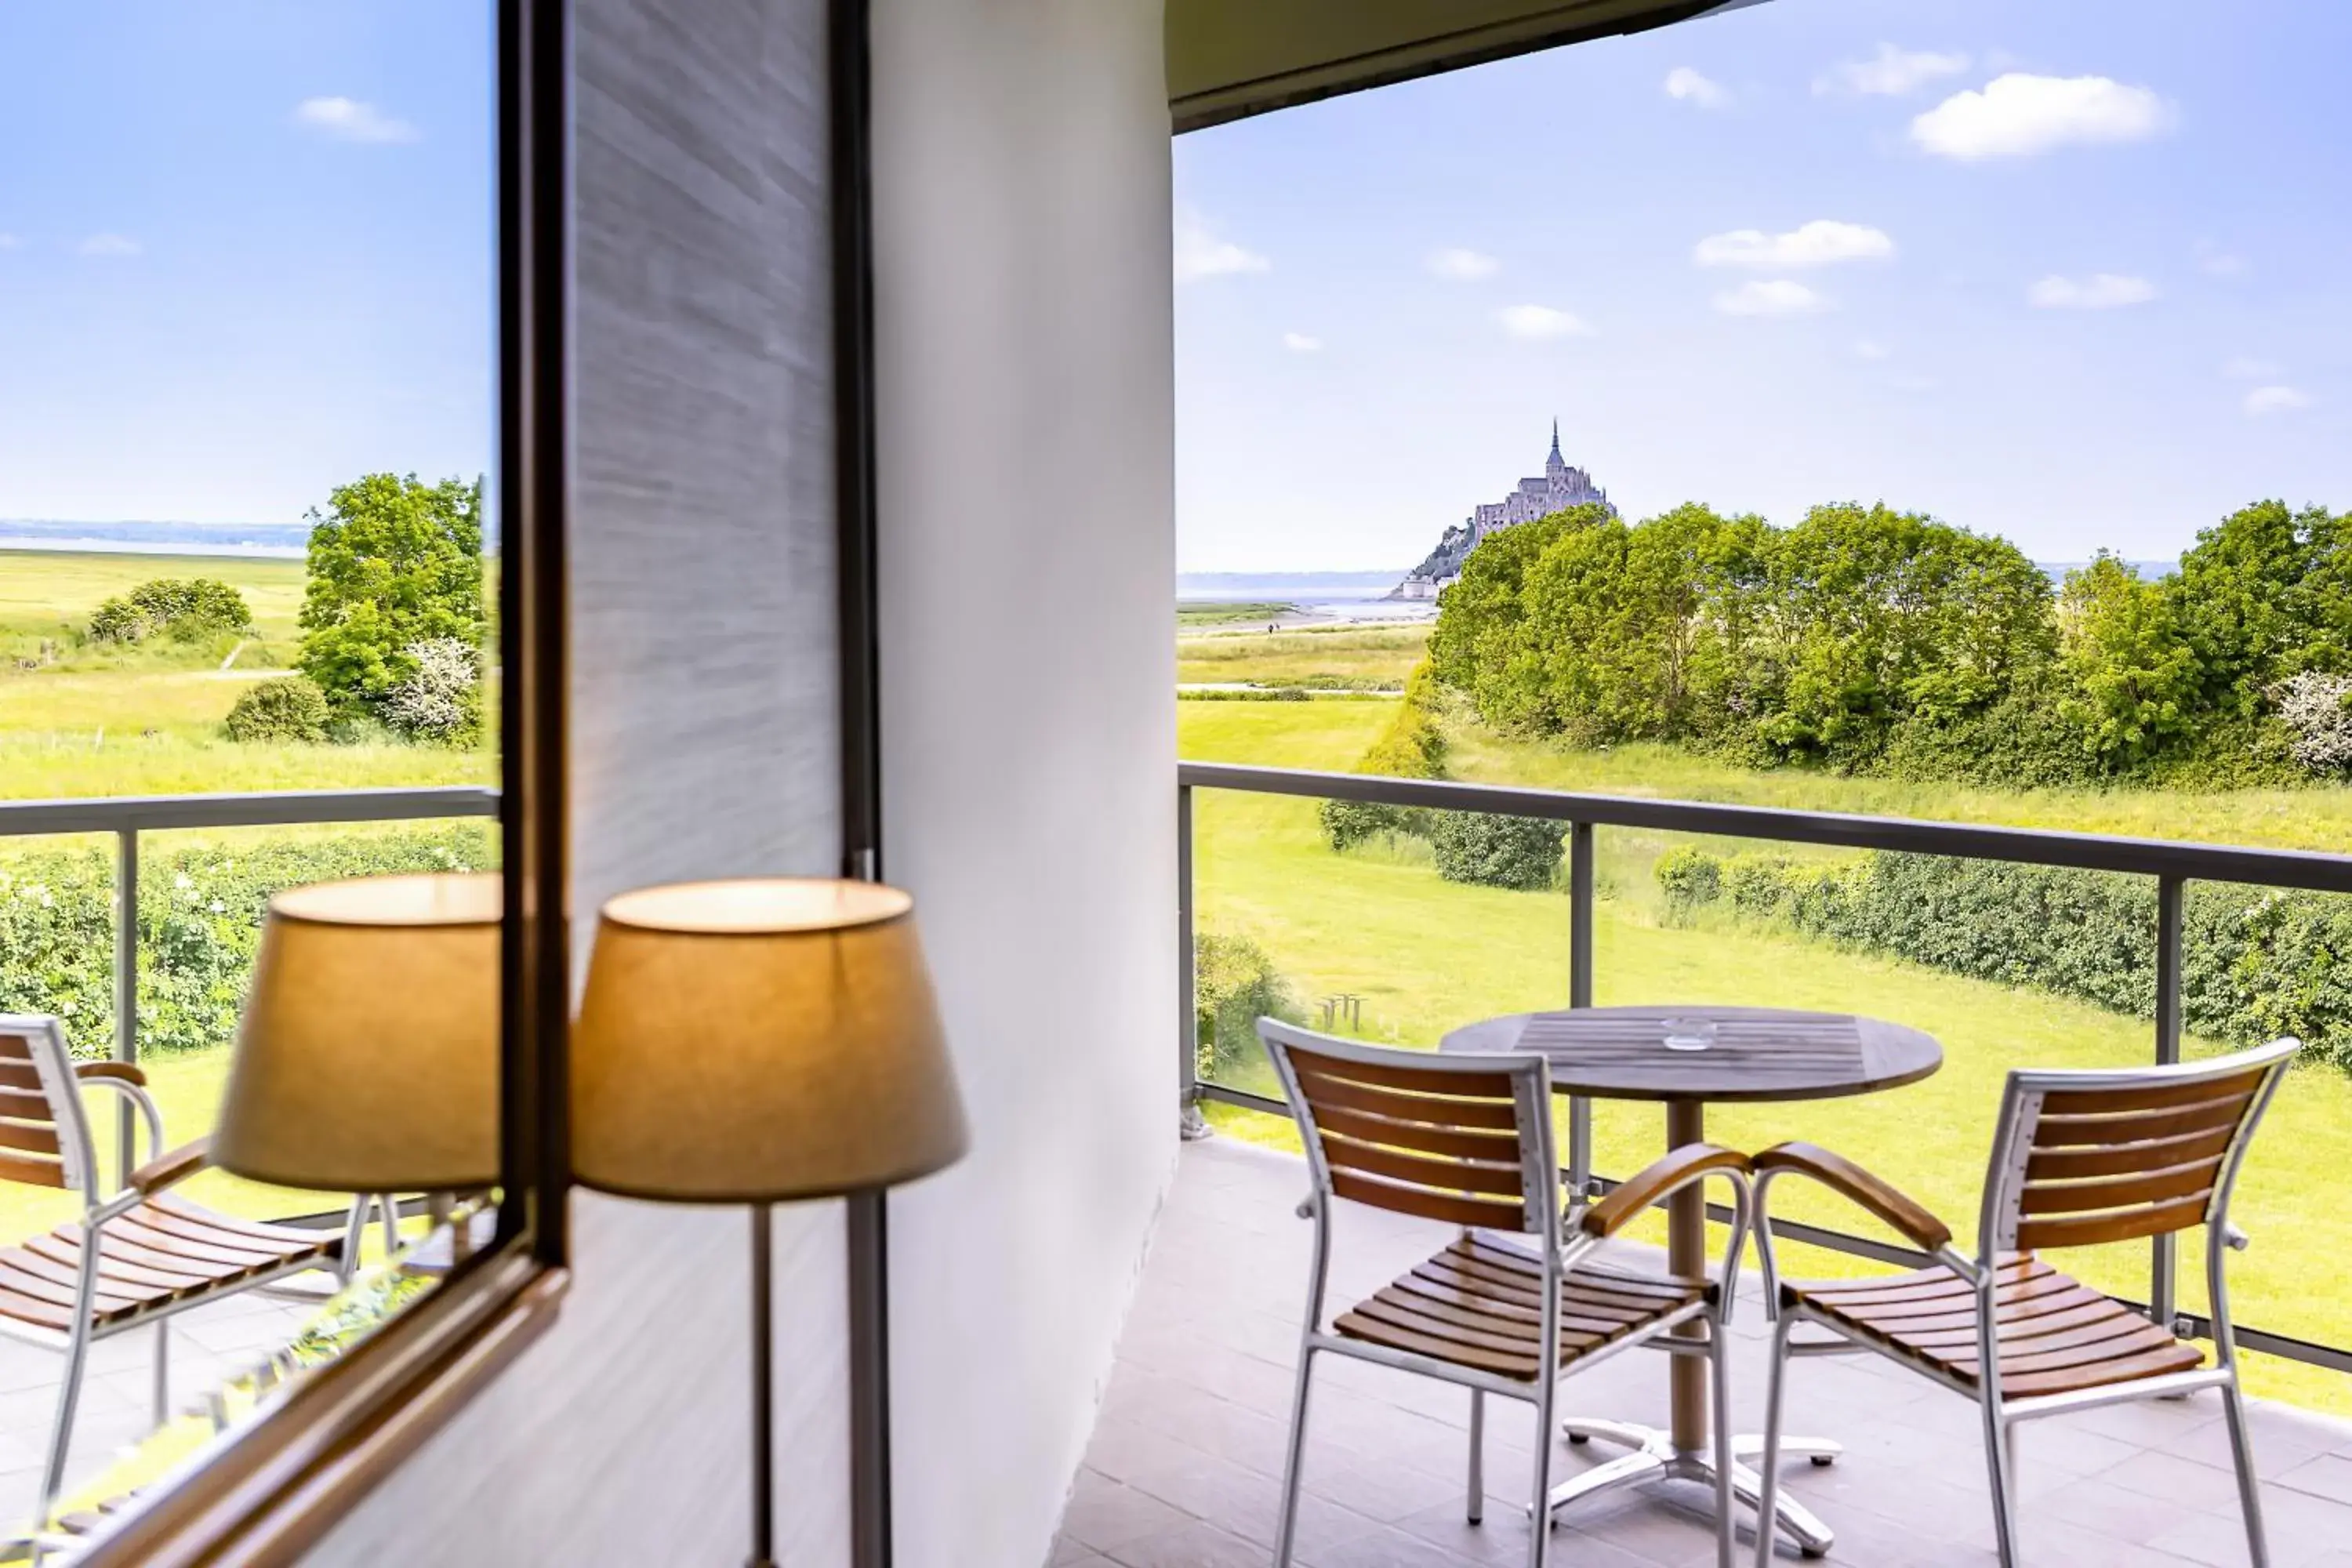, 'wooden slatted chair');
0,1016,341,1516
1259,1019,1753,1568
1748,1036,2298,1568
